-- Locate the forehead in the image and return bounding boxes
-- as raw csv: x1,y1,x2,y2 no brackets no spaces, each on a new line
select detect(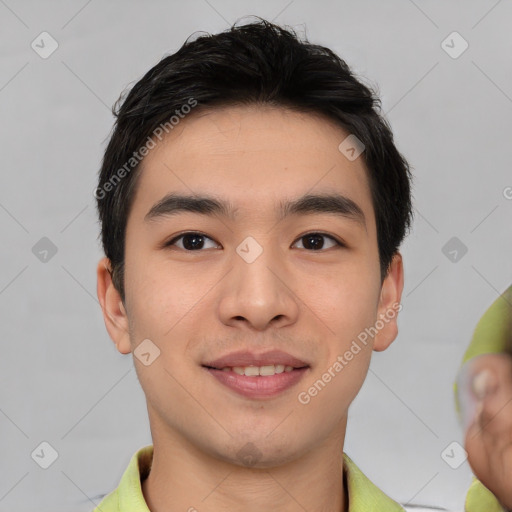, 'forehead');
130,105,374,225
